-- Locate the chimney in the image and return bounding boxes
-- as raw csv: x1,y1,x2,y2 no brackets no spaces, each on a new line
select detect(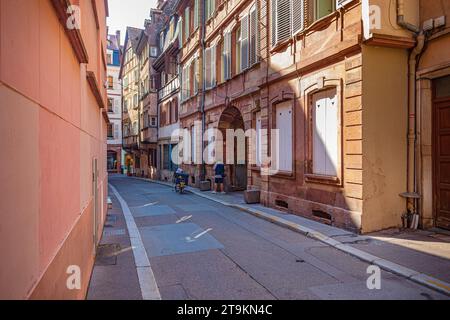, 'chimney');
116,30,121,46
